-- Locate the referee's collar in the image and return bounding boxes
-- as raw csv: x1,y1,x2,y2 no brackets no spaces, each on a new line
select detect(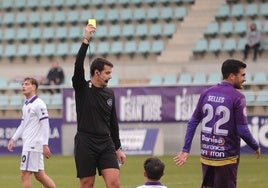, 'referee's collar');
25,95,38,105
